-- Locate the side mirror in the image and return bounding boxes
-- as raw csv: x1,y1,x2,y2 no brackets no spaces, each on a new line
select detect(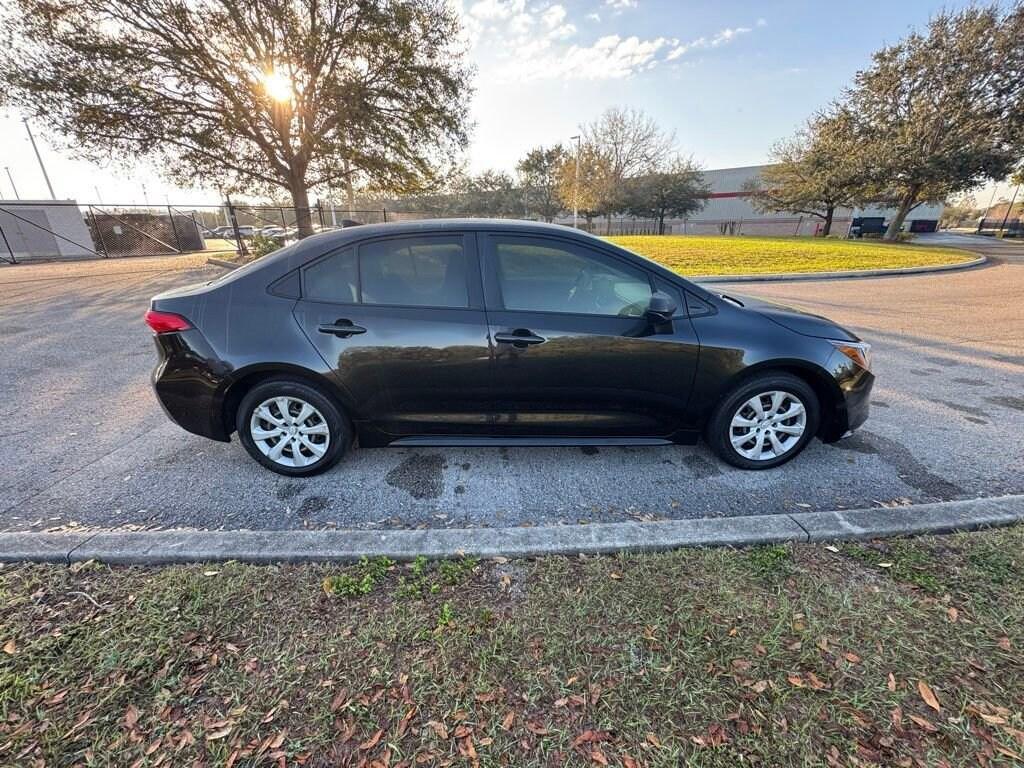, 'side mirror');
644,290,677,324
